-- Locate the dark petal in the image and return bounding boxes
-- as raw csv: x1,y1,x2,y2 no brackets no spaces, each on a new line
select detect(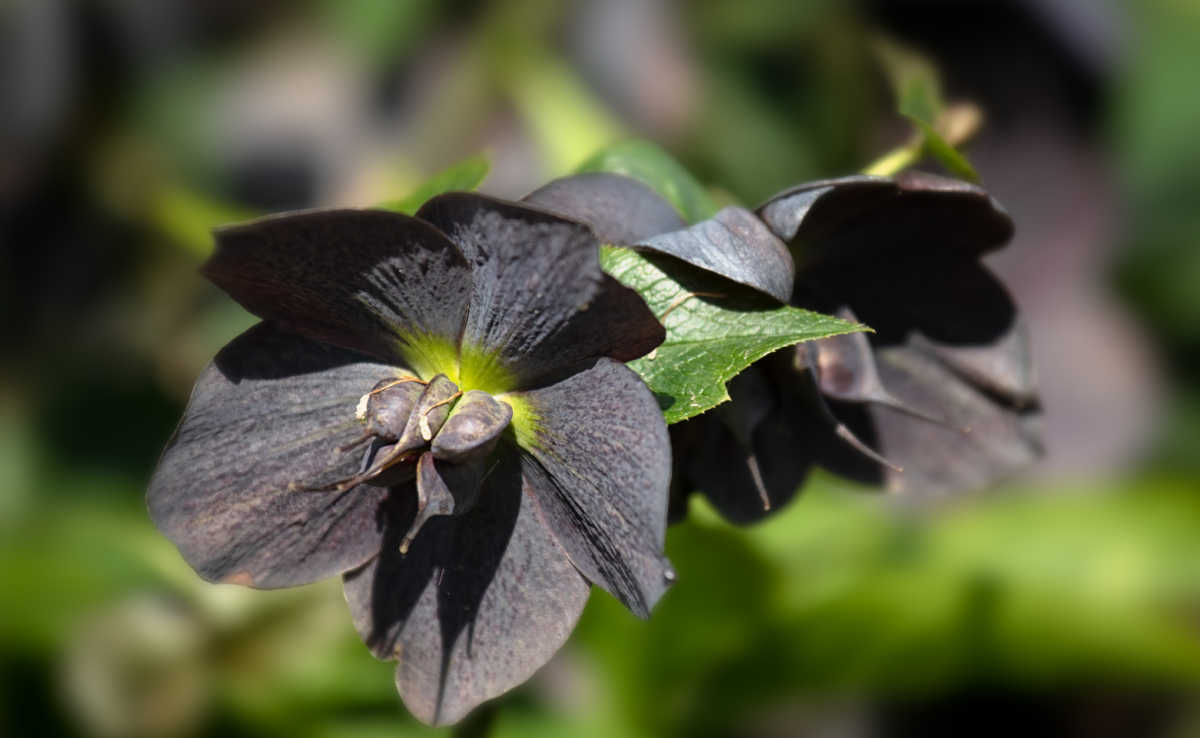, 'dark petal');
639,206,795,302
416,193,663,387
688,407,813,525
147,323,397,588
716,364,775,446
907,318,1039,409
522,172,685,245
801,249,1020,351
865,346,1043,496
805,314,946,425
689,355,875,524
515,358,672,617
666,420,704,524
757,172,1013,267
803,258,1038,412
342,448,590,726
431,390,513,464
702,366,793,515
204,209,471,368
